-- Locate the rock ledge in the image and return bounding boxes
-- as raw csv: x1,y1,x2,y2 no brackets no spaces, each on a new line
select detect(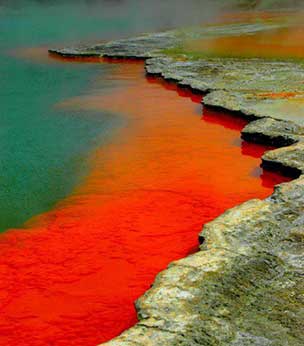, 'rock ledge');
49,28,304,346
